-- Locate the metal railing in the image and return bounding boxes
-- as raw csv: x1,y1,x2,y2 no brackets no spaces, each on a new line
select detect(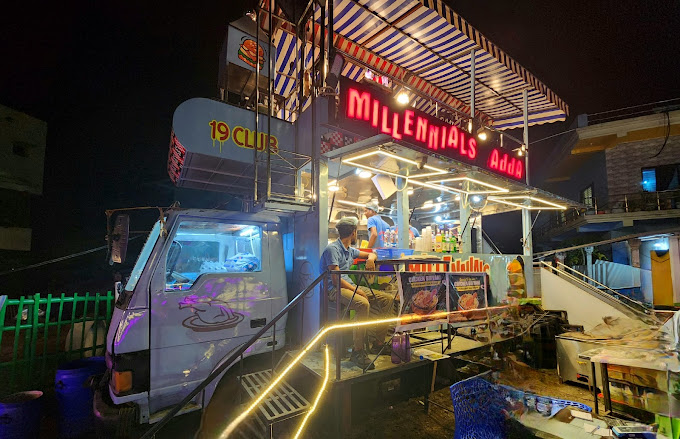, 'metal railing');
141,271,330,439
536,189,680,238
0,291,115,396
538,261,660,325
142,267,404,438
